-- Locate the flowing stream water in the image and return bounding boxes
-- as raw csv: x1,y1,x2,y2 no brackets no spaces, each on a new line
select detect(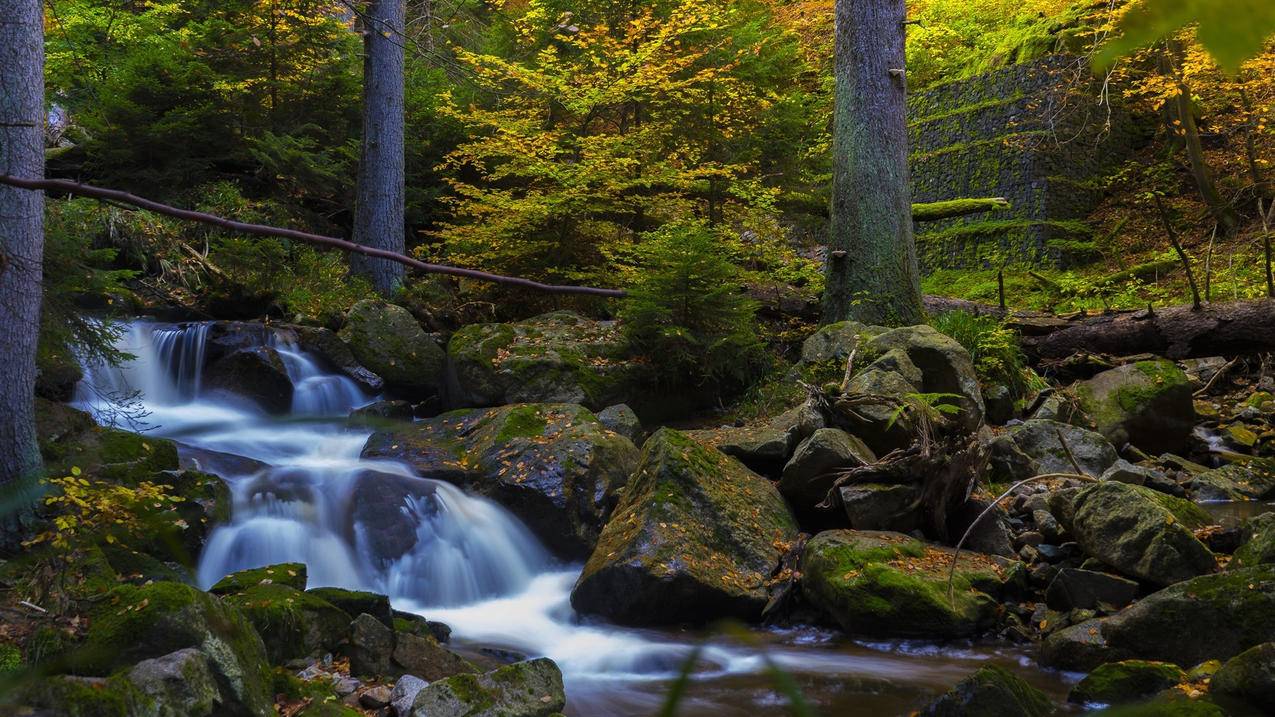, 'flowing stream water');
73,320,1073,716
